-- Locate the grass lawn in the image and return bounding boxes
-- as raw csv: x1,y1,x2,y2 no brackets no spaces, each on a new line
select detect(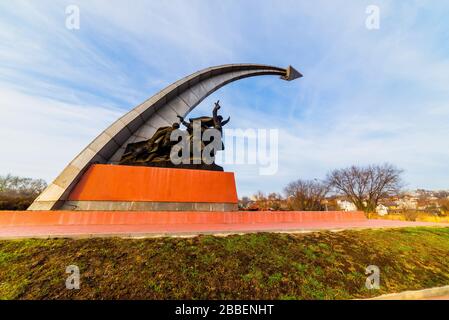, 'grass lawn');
1,227,449,299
